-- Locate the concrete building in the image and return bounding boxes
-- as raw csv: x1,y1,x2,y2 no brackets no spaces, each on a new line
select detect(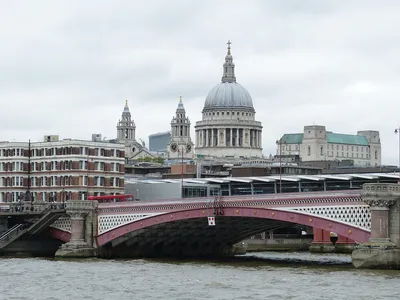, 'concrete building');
0,135,125,202
167,96,194,160
278,125,381,167
195,41,263,158
149,131,171,153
